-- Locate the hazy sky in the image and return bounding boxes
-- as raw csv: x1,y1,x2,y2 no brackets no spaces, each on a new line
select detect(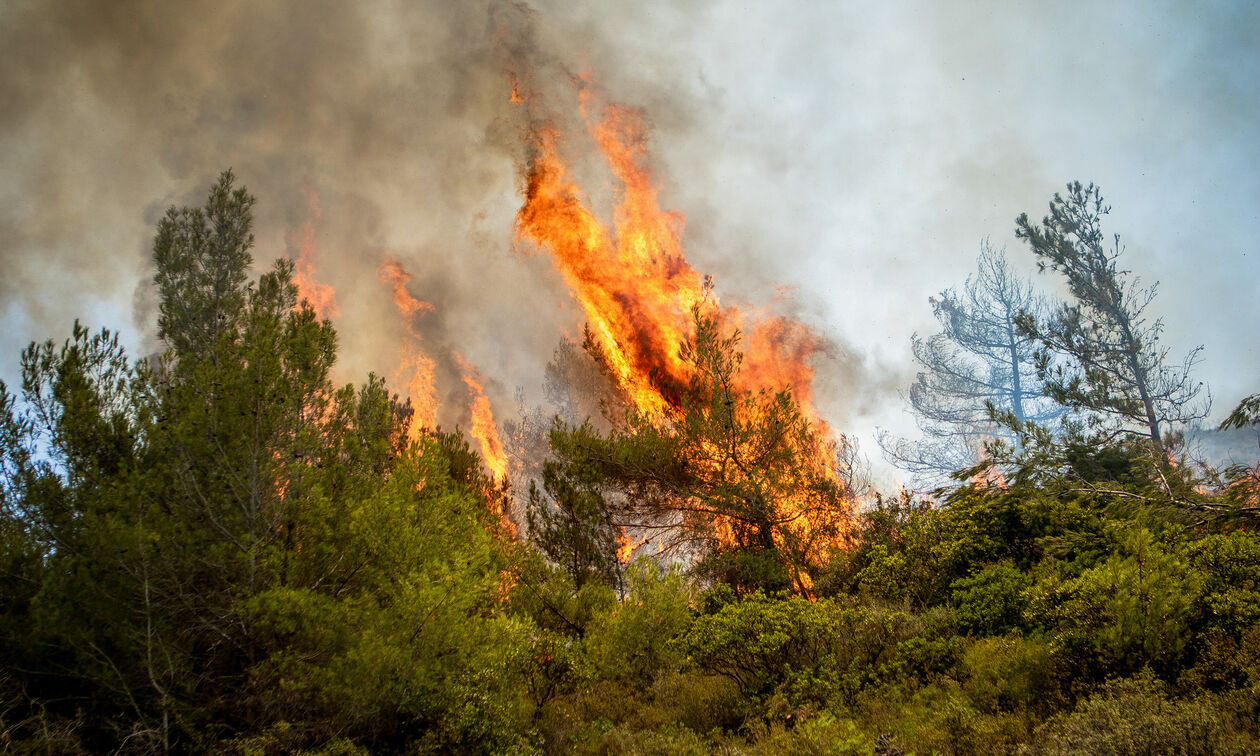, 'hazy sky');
2,0,1256,485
